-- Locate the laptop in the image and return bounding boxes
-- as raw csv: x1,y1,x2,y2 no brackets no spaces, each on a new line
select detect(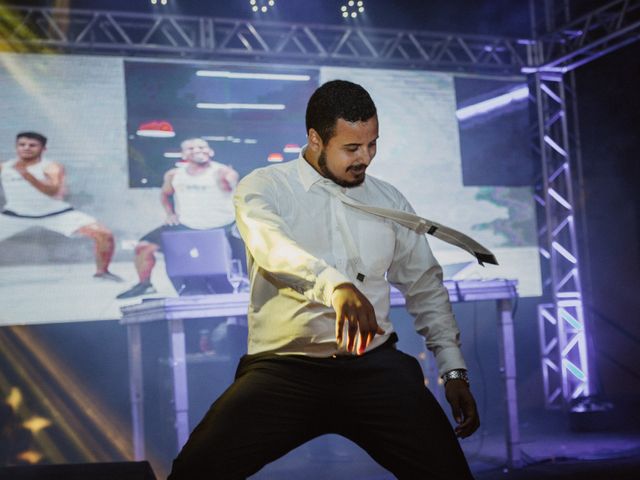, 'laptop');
161,229,233,295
